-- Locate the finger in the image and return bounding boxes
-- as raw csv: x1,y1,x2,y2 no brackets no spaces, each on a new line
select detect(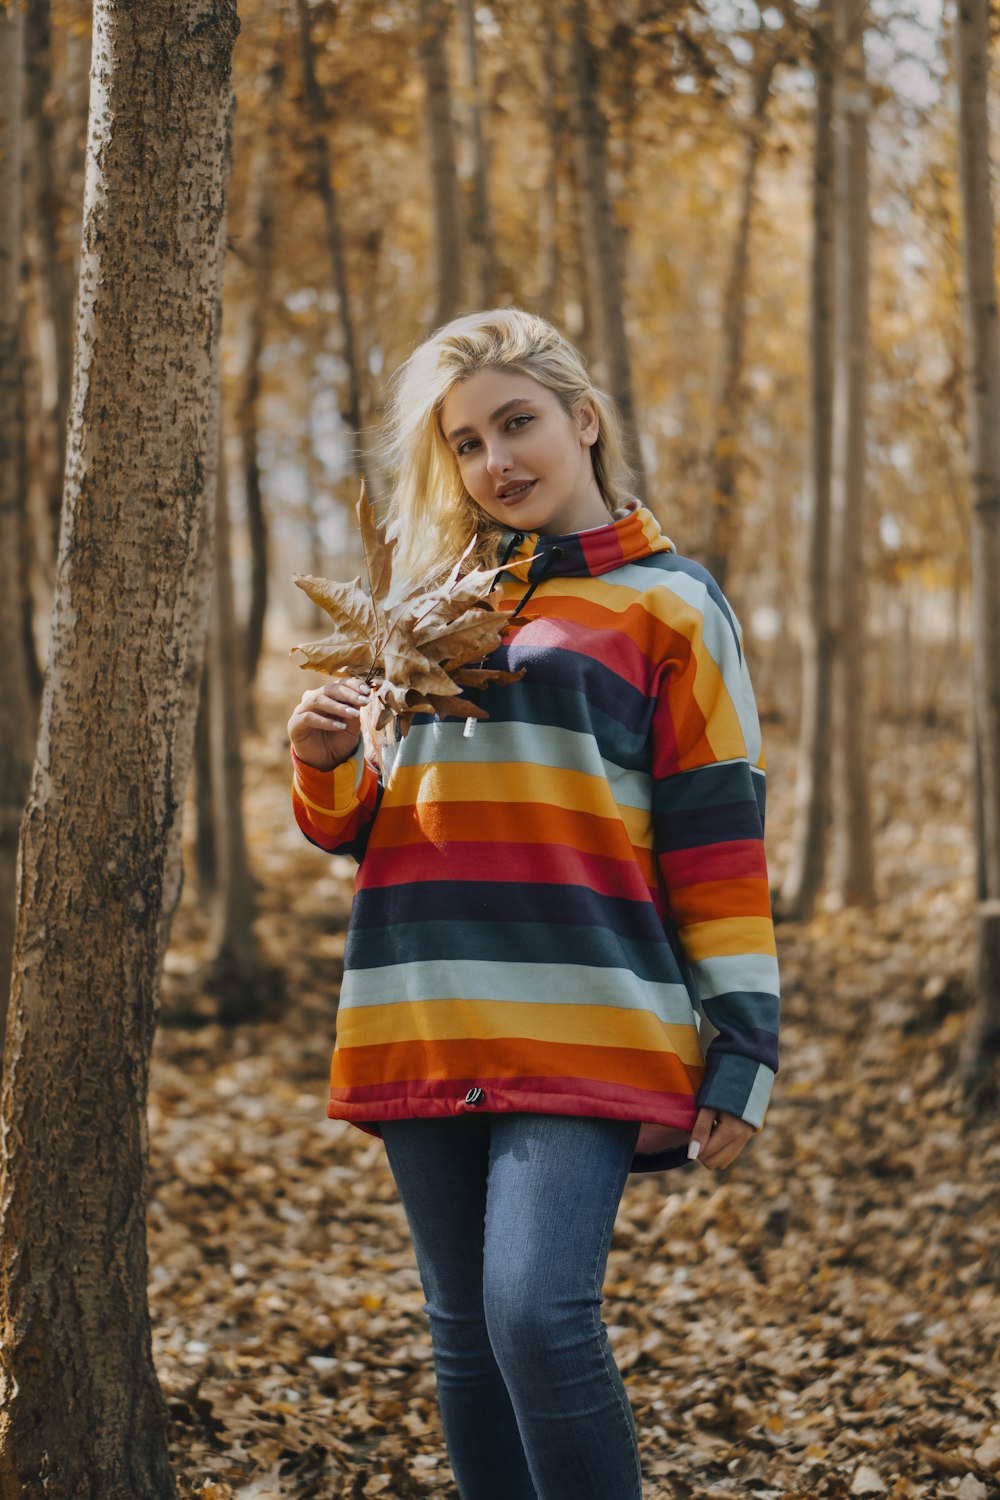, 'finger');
309,689,365,715
321,677,371,703
294,711,358,733
687,1106,717,1162
700,1121,753,1171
